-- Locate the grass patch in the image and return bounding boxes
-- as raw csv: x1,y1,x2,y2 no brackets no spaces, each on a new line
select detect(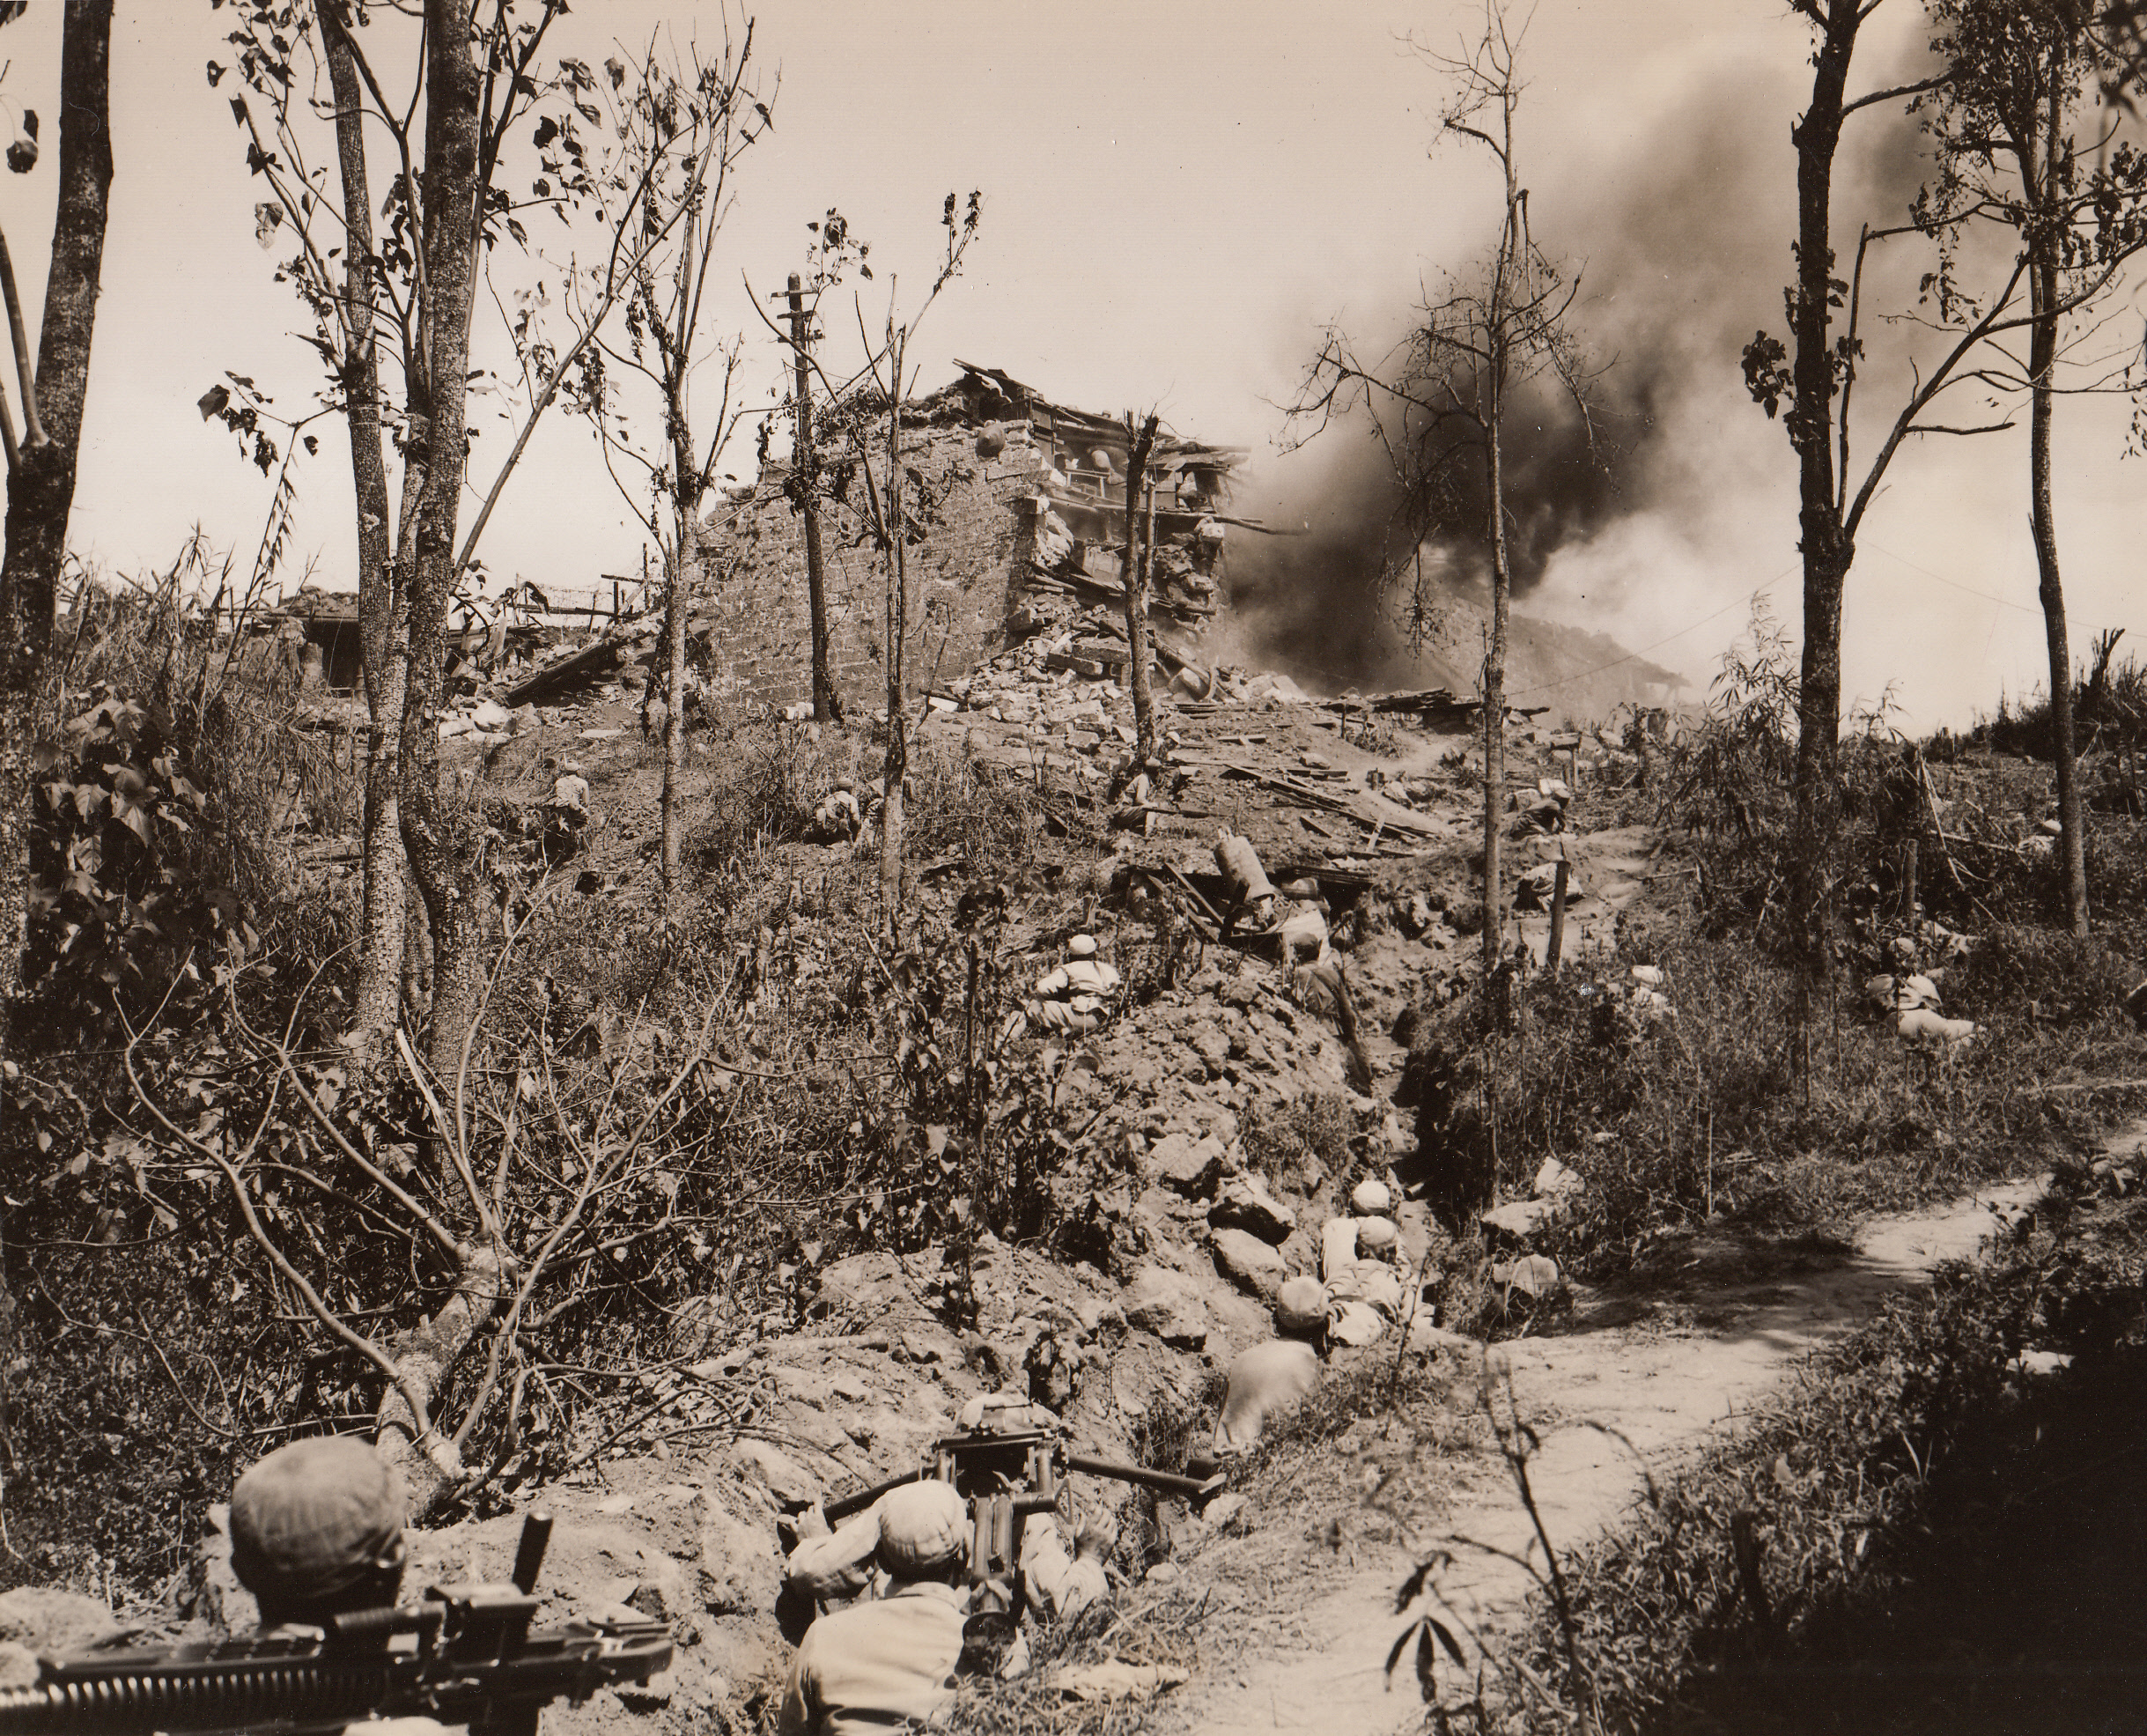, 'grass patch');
940,1590,1214,1735
1404,897,2146,1277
